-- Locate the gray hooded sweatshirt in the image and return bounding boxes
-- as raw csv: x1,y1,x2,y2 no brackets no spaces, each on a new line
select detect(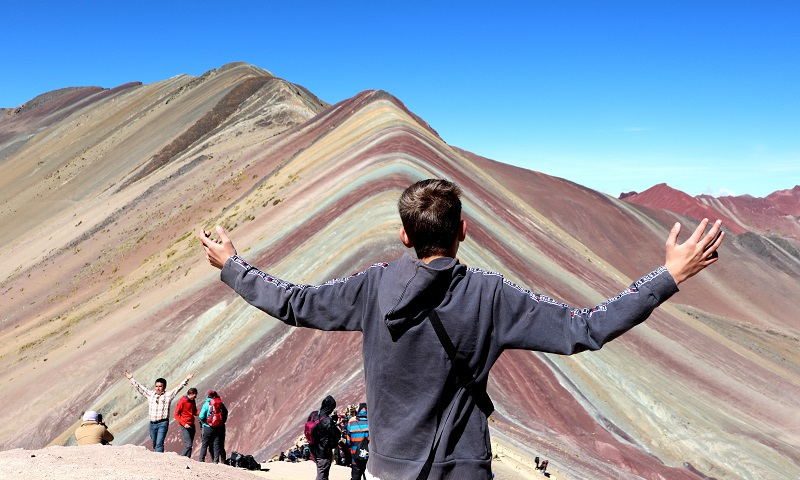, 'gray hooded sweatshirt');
221,254,678,480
